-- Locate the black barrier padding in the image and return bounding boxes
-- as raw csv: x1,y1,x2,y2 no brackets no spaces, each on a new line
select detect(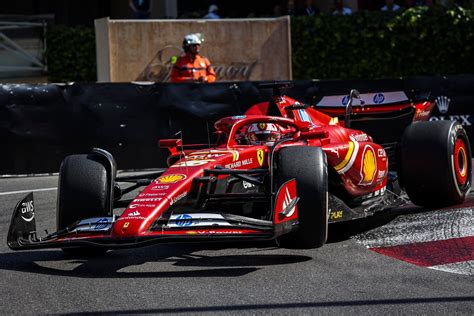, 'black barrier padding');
1,76,474,175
